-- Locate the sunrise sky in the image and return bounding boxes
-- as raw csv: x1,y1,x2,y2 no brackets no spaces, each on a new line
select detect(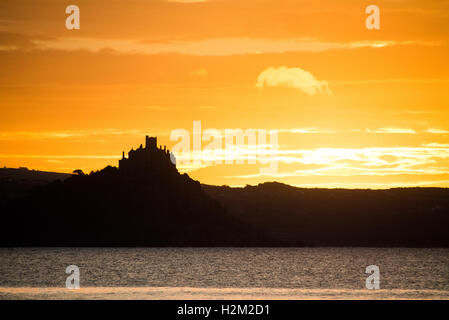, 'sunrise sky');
1,0,449,188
